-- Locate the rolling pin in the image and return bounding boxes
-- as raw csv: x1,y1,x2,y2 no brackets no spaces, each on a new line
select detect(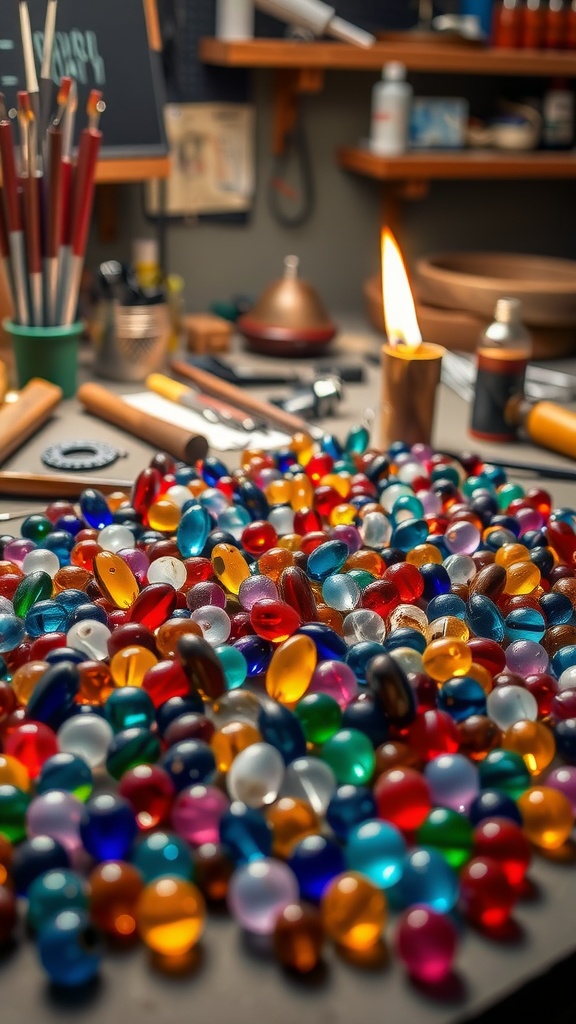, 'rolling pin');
0,472,133,499
0,378,62,465
77,383,209,464
170,359,317,437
